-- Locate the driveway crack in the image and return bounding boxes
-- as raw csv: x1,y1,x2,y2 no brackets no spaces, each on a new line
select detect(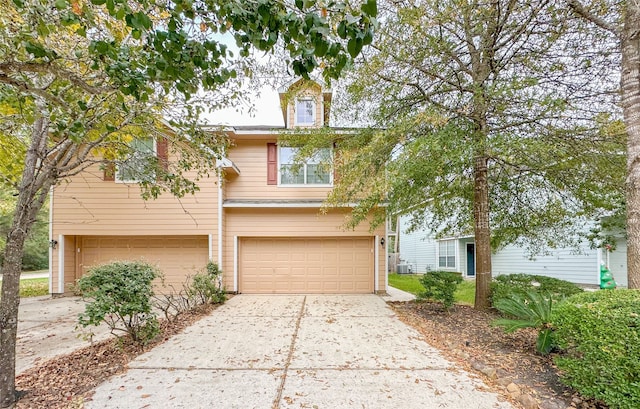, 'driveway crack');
272,295,306,409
